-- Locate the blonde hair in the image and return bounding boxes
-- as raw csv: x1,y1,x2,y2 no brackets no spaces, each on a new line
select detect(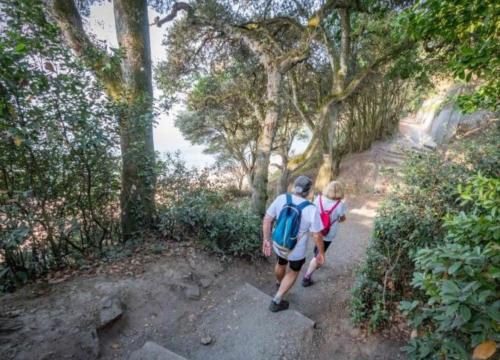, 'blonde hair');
323,181,344,200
